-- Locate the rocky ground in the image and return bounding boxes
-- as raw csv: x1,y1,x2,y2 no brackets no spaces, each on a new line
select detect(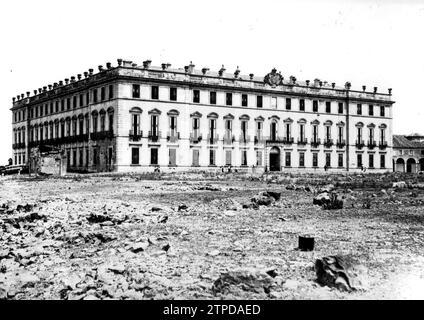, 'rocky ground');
1,171,424,300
